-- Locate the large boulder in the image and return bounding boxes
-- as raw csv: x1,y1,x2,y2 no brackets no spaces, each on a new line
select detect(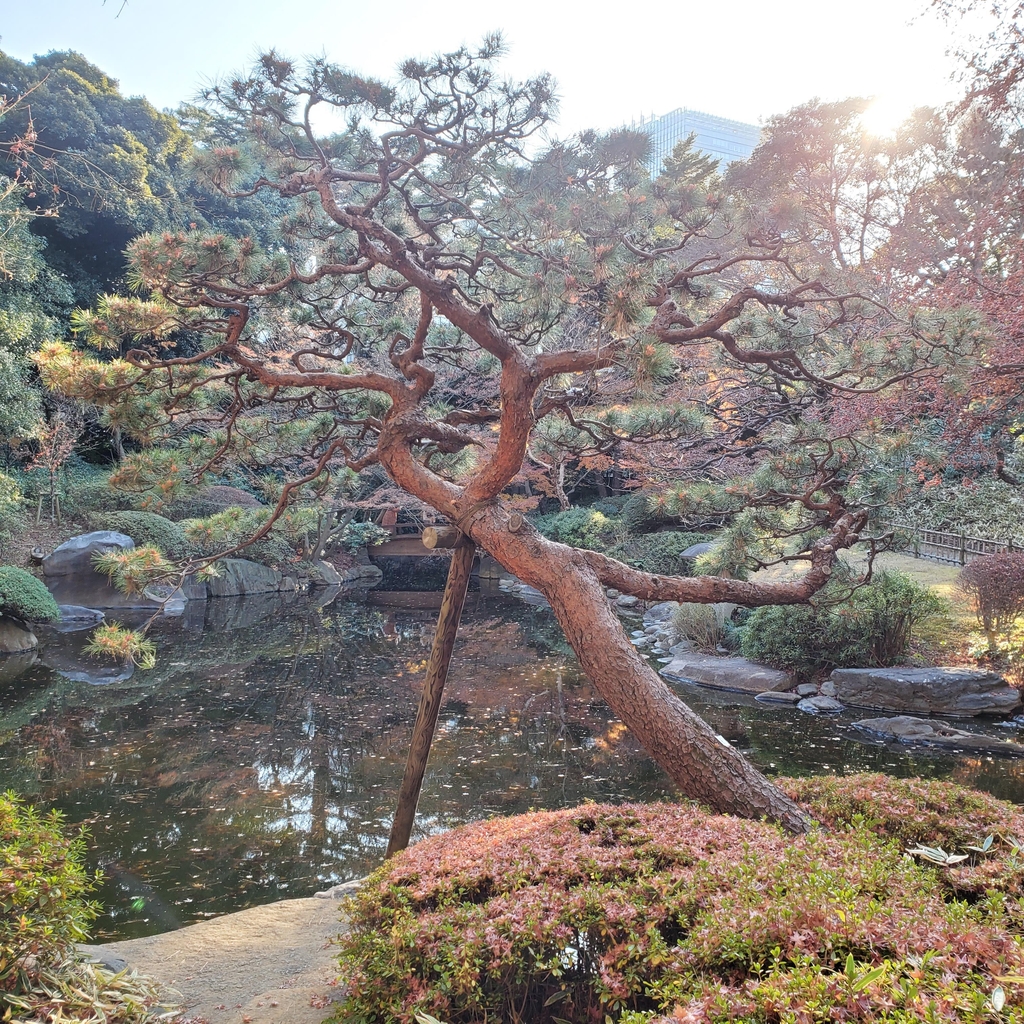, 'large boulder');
205,558,284,597
853,715,1024,756
42,531,134,577
829,667,1021,717
661,653,793,694
49,605,105,633
643,601,679,624
0,617,37,654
